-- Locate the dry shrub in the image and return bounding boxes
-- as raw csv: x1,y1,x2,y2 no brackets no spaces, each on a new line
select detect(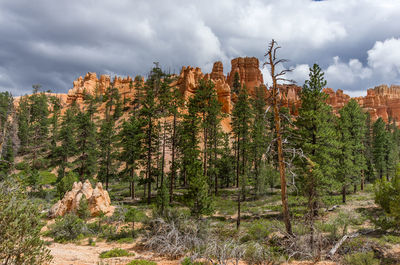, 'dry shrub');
142,210,207,259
